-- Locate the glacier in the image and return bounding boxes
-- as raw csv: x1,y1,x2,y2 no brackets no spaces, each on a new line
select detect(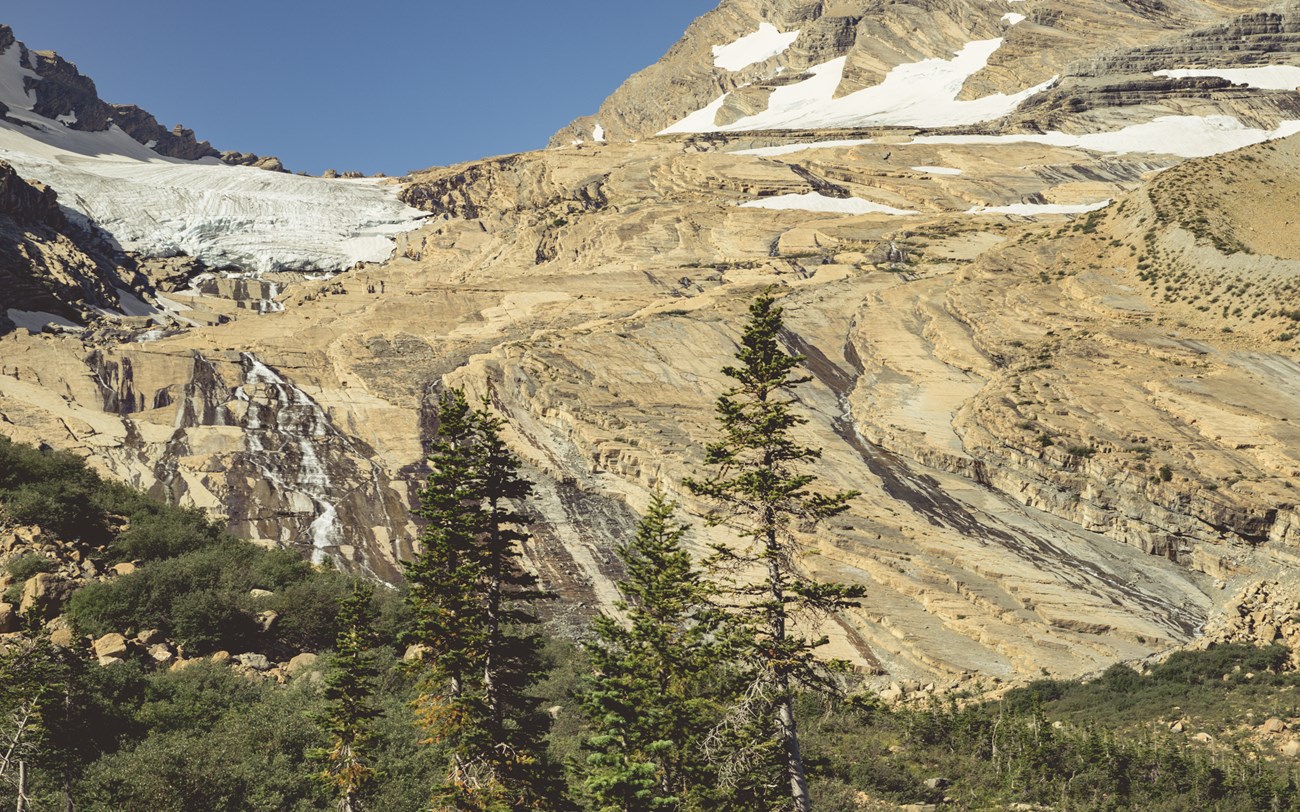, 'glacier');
0,37,427,274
